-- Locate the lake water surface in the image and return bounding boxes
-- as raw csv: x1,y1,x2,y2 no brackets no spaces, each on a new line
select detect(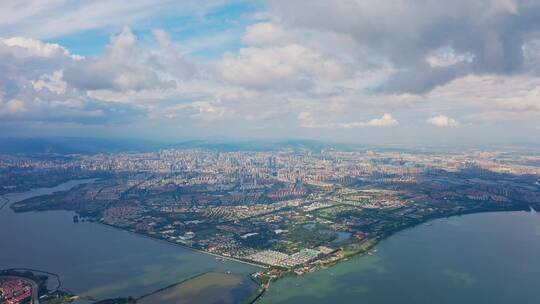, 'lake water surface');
262,211,540,303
